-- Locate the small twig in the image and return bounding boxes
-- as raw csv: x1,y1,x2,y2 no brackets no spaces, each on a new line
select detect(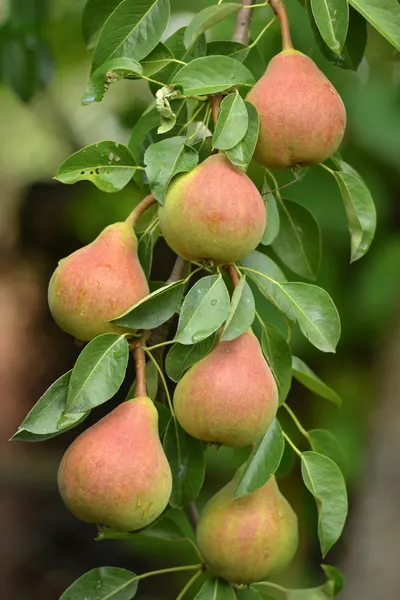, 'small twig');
268,0,293,50
133,342,147,397
185,503,200,532
126,194,156,226
233,0,256,45
210,95,222,126
225,264,240,288
167,256,187,284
